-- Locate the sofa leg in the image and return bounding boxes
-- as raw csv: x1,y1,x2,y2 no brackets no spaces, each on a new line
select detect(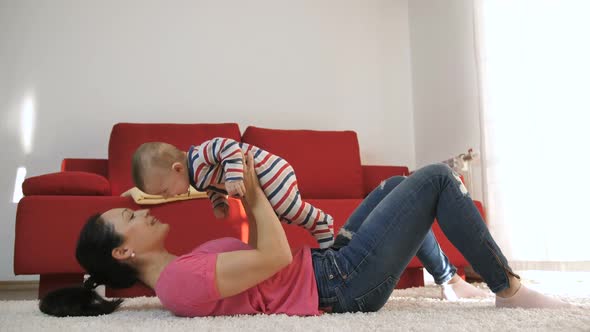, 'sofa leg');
395,268,425,289
38,274,84,299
